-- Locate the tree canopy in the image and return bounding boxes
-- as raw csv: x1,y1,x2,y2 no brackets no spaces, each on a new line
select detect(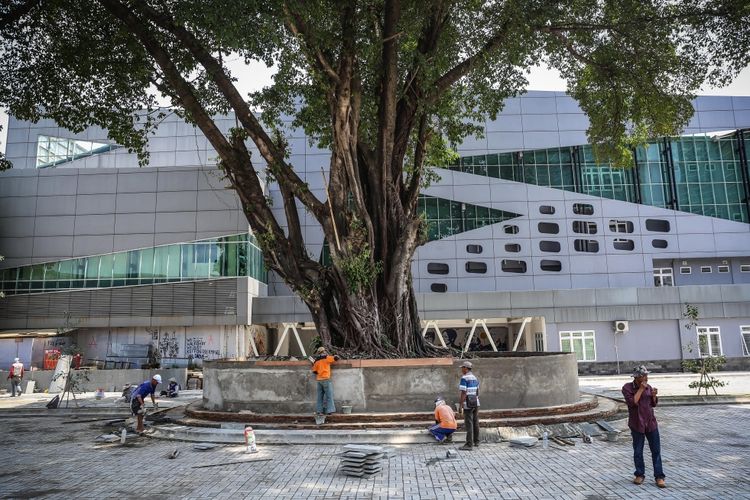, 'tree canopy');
1,0,748,357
